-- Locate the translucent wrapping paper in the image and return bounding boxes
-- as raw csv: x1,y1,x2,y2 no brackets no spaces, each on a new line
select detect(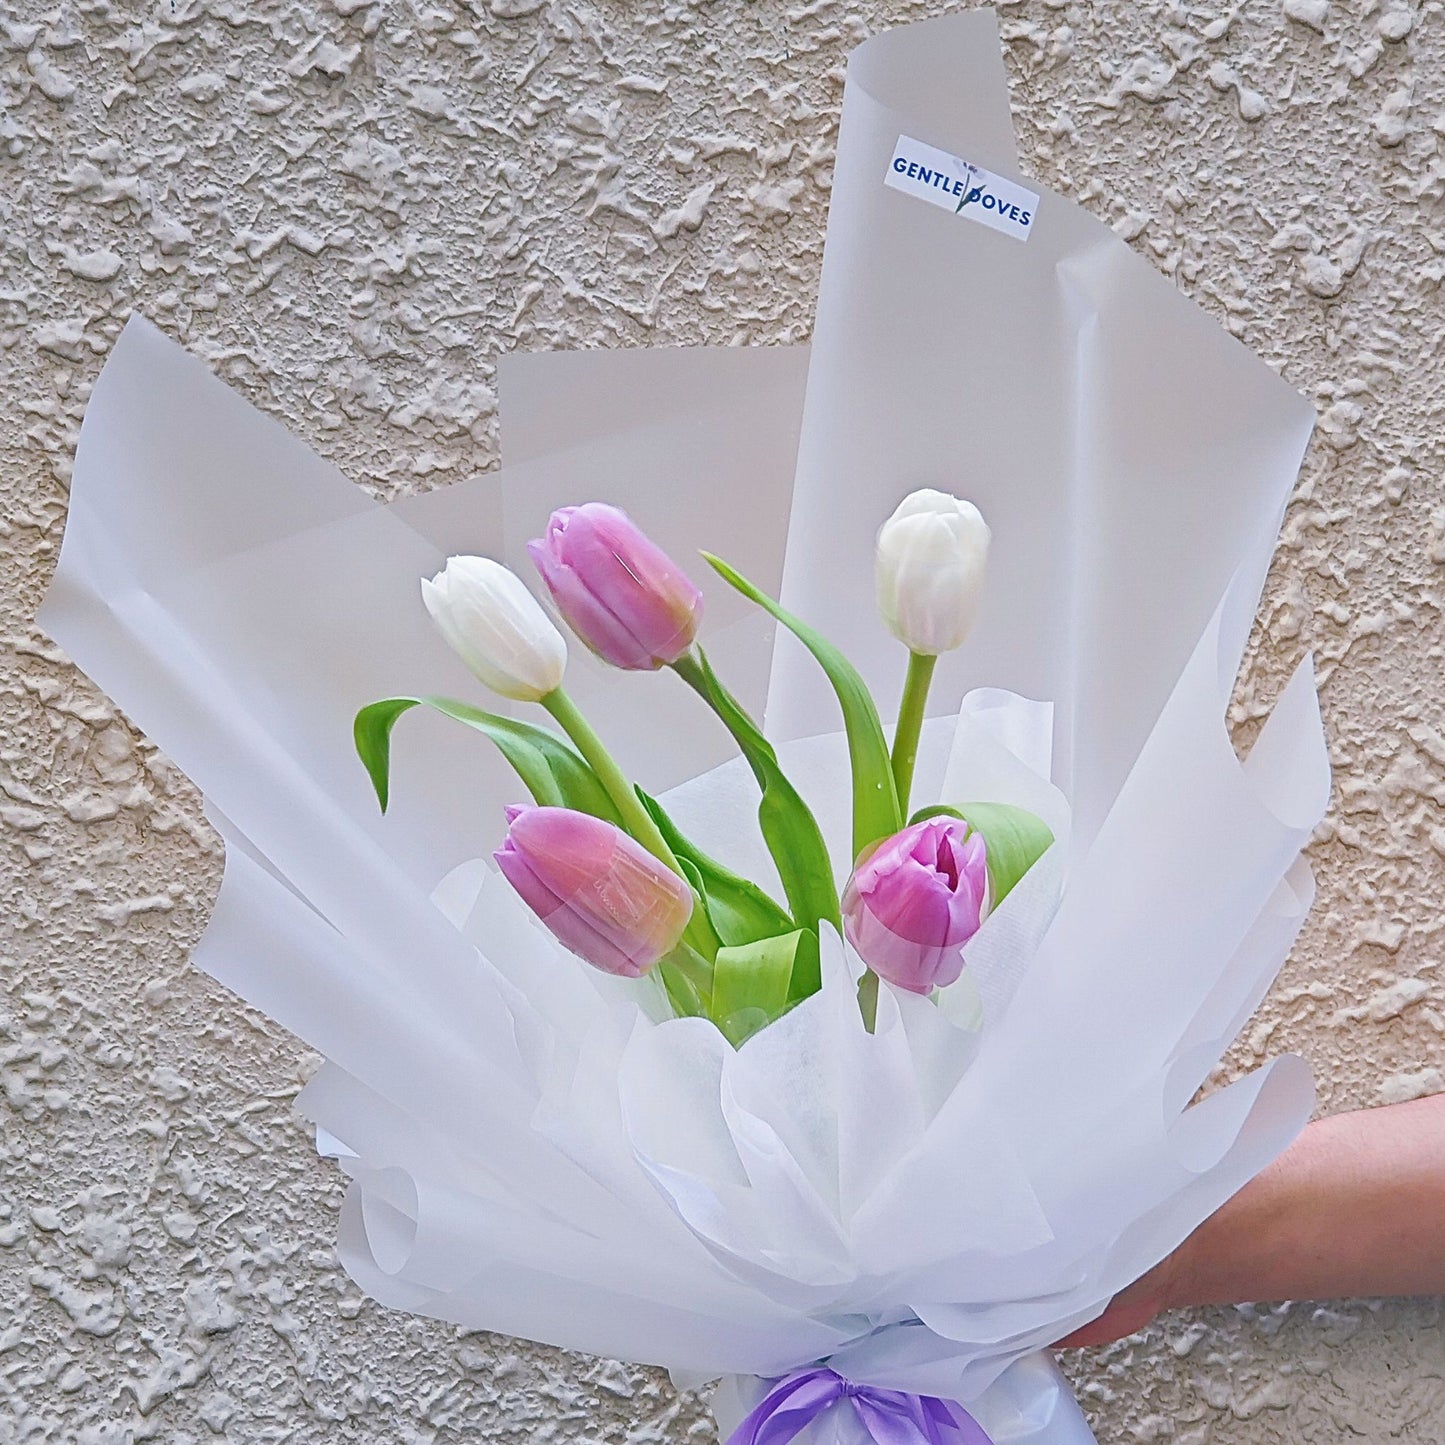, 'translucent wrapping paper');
39,11,1329,1443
